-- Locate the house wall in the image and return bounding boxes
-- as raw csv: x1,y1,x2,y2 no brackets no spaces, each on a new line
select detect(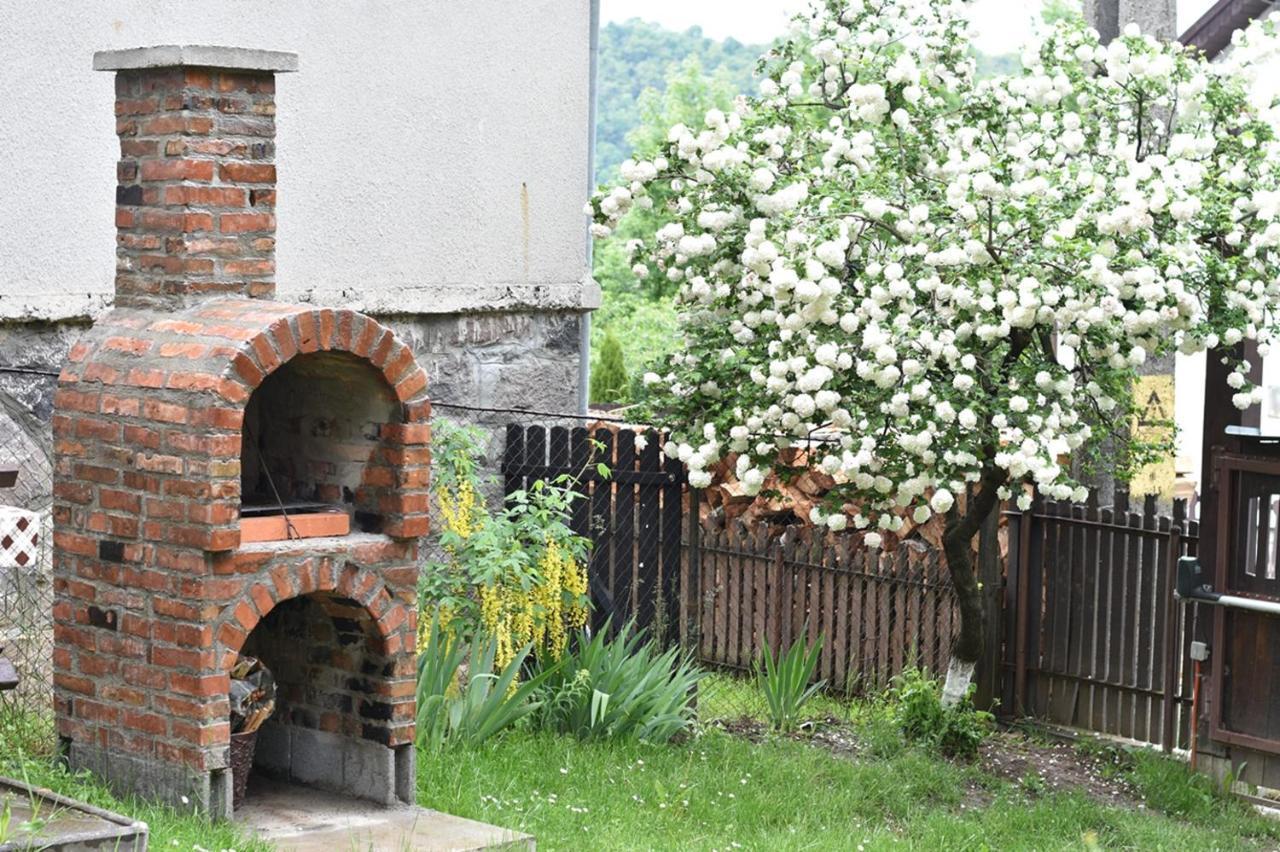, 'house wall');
0,0,597,438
